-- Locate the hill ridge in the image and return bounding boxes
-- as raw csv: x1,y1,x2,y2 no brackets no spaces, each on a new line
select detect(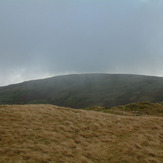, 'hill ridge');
0,73,163,108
